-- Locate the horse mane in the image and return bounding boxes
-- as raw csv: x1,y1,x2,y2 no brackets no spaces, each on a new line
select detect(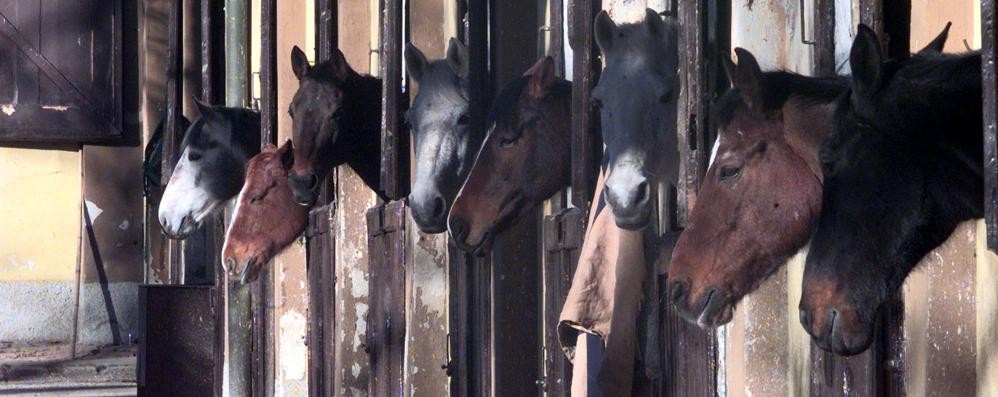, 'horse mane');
488,76,572,129
716,71,848,128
